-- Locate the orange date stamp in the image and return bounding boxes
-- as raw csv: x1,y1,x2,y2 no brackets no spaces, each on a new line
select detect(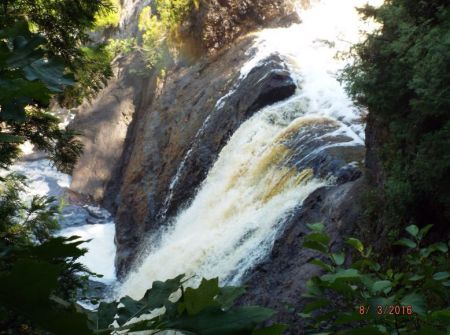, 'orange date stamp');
358,305,414,315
